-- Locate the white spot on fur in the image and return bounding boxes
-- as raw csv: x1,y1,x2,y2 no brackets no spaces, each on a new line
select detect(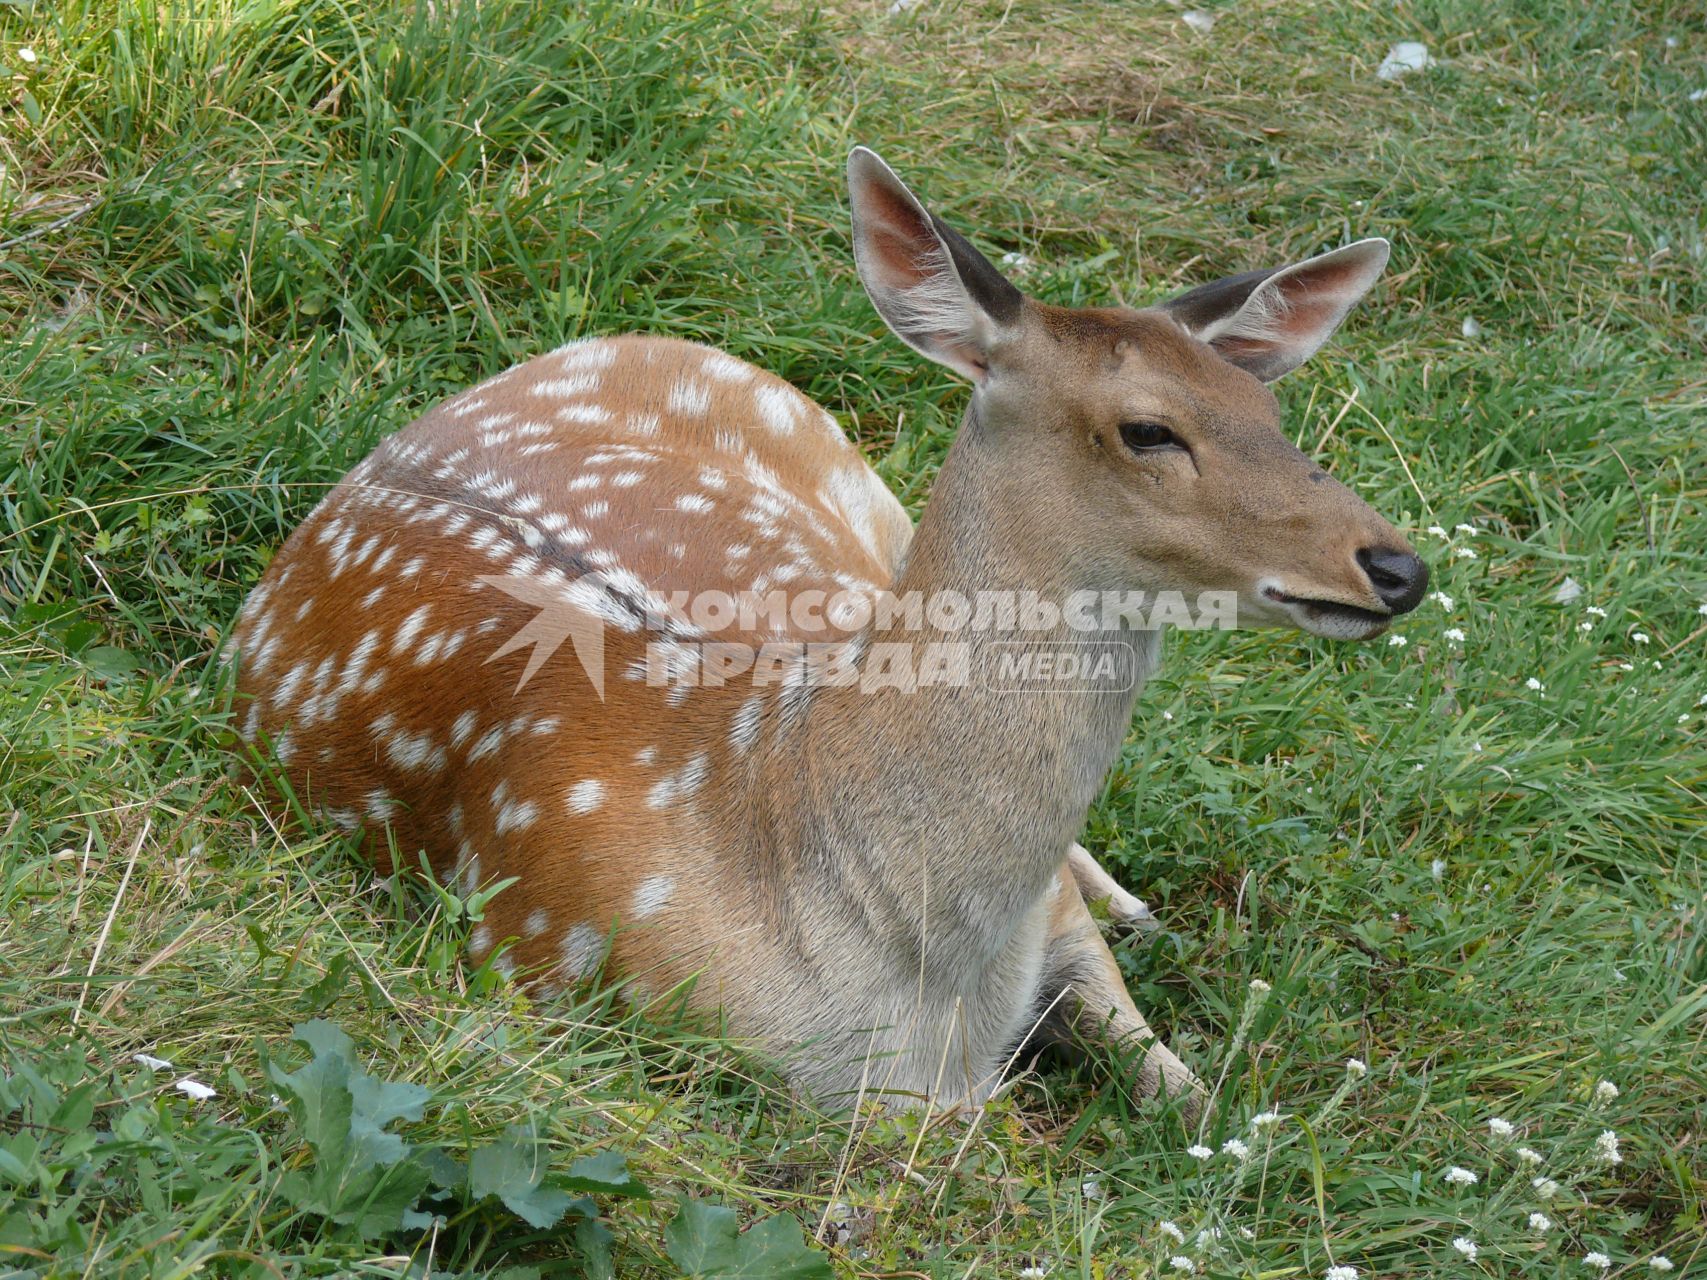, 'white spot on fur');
559,924,603,981
754,384,800,434
730,696,764,754
701,350,752,382
492,780,539,835
524,908,550,937
667,377,711,416
631,875,675,919
647,752,709,809
675,493,714,514
393,605,431,655
566,779,605,814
